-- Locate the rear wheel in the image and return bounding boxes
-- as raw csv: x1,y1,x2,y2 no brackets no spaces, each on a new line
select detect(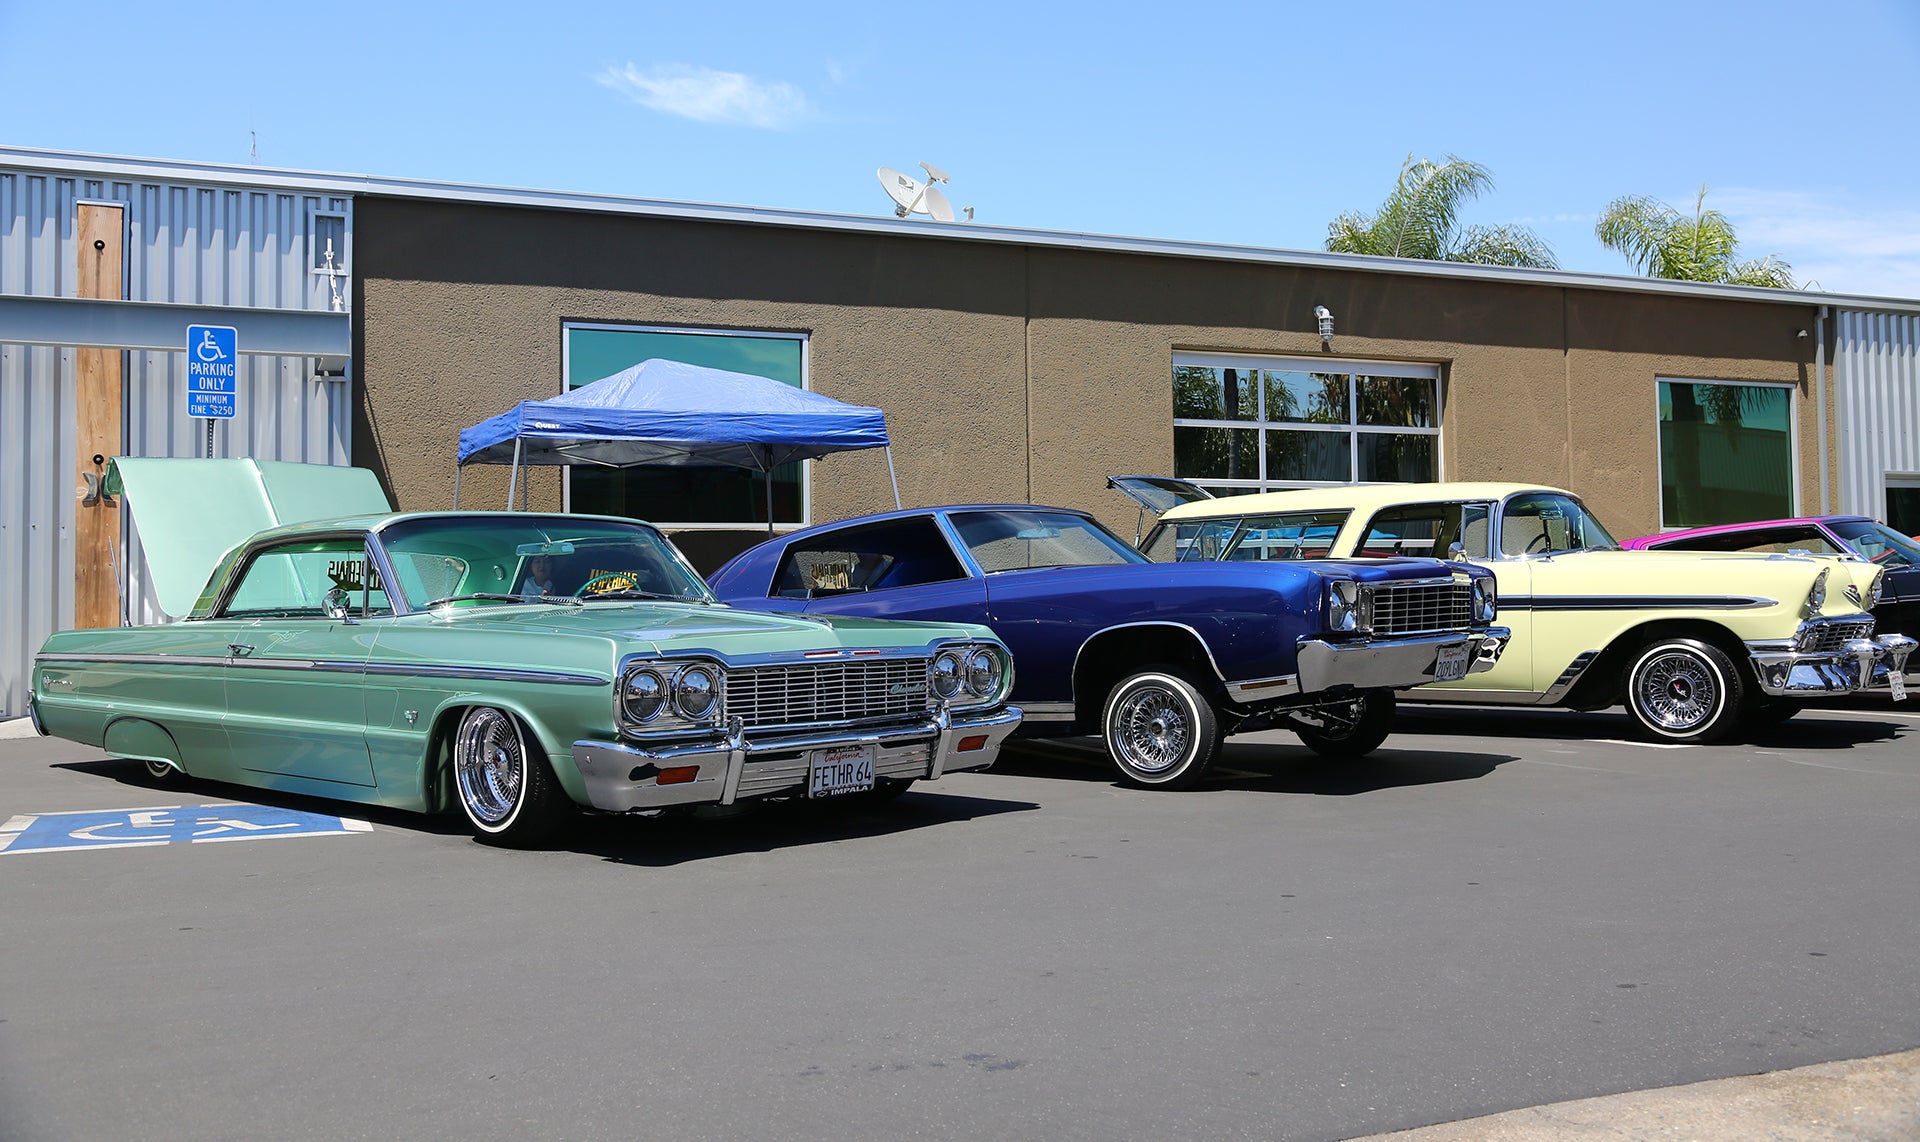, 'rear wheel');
1101,667,1224,790
137,757,183,785
452,706,568,847
1623,638,1744,743
1289,689,1397,758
